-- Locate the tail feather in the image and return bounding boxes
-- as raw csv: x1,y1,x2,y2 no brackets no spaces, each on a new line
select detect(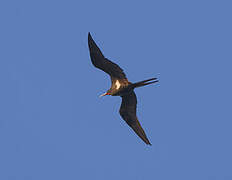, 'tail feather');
132,78,158,88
